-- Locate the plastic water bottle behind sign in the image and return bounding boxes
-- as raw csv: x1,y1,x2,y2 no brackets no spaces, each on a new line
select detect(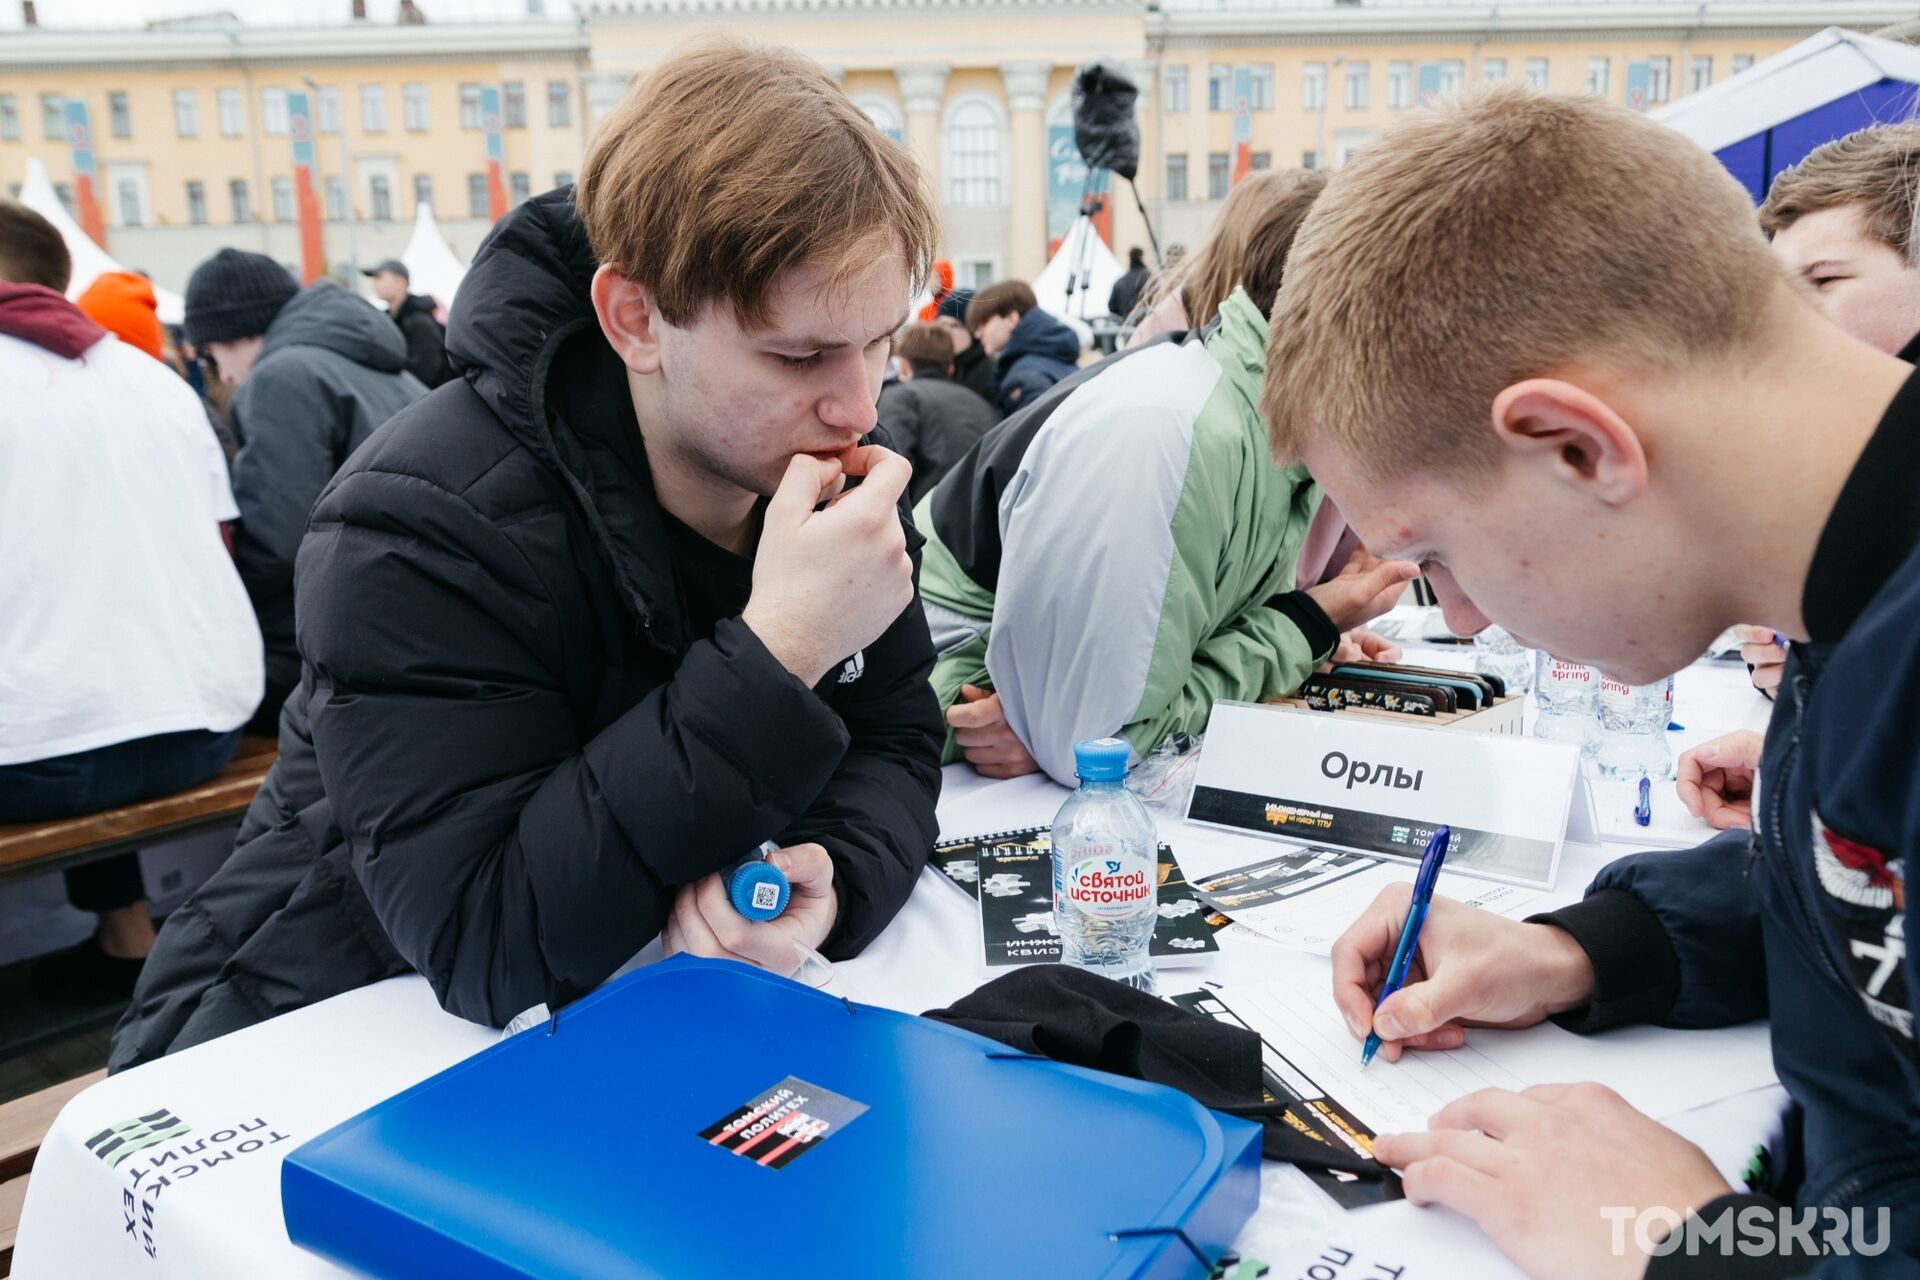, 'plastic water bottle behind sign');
1533,653,1597,746
1052,737,1158,995
1594,675,1675,780
1473,624,1533,696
